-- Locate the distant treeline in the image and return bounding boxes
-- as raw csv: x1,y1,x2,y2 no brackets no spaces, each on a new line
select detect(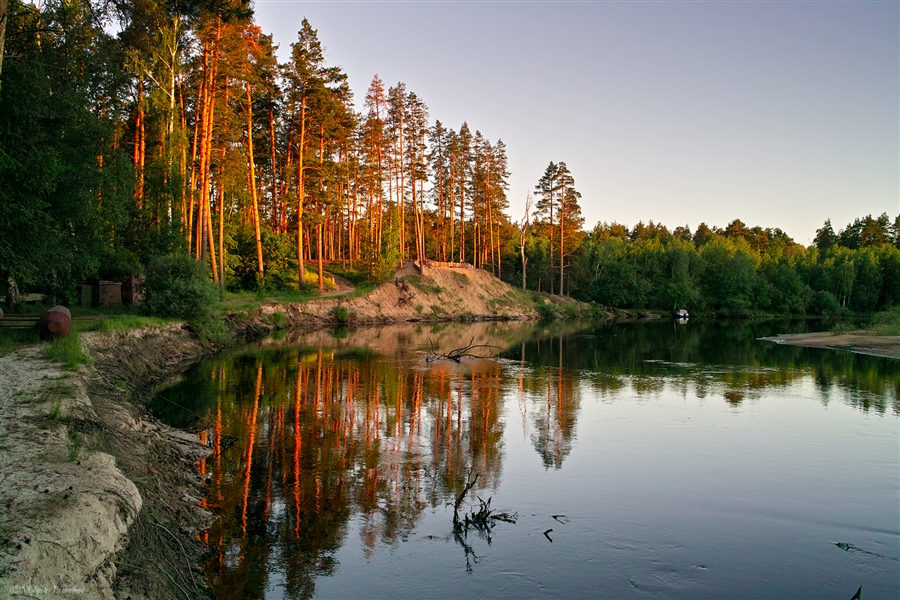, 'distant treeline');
533,214,900,315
